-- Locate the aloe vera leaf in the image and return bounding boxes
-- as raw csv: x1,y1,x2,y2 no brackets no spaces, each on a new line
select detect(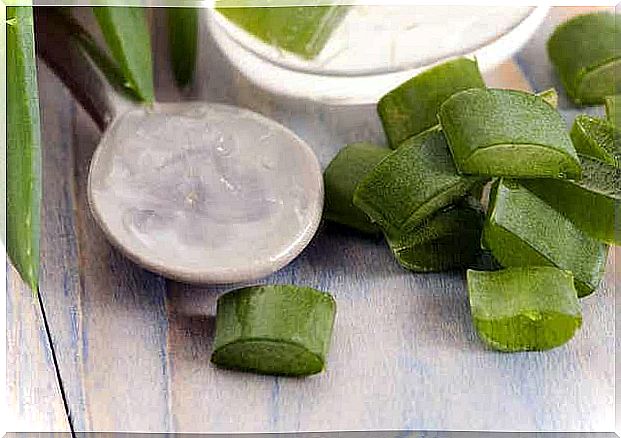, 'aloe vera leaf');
211,285,336,376
522,157,620,245
377,58,485,148
547,12,621,105
387,197,484,272
482,179,608,297
468,267,582,352
353,129,485,237
93,6,155,103
605,95,621,129
323,142,390,234
44,8,140,102
7,7,41,291
438,88,581,178
167,7,198,88
216,5,349,60
570,115,620,168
